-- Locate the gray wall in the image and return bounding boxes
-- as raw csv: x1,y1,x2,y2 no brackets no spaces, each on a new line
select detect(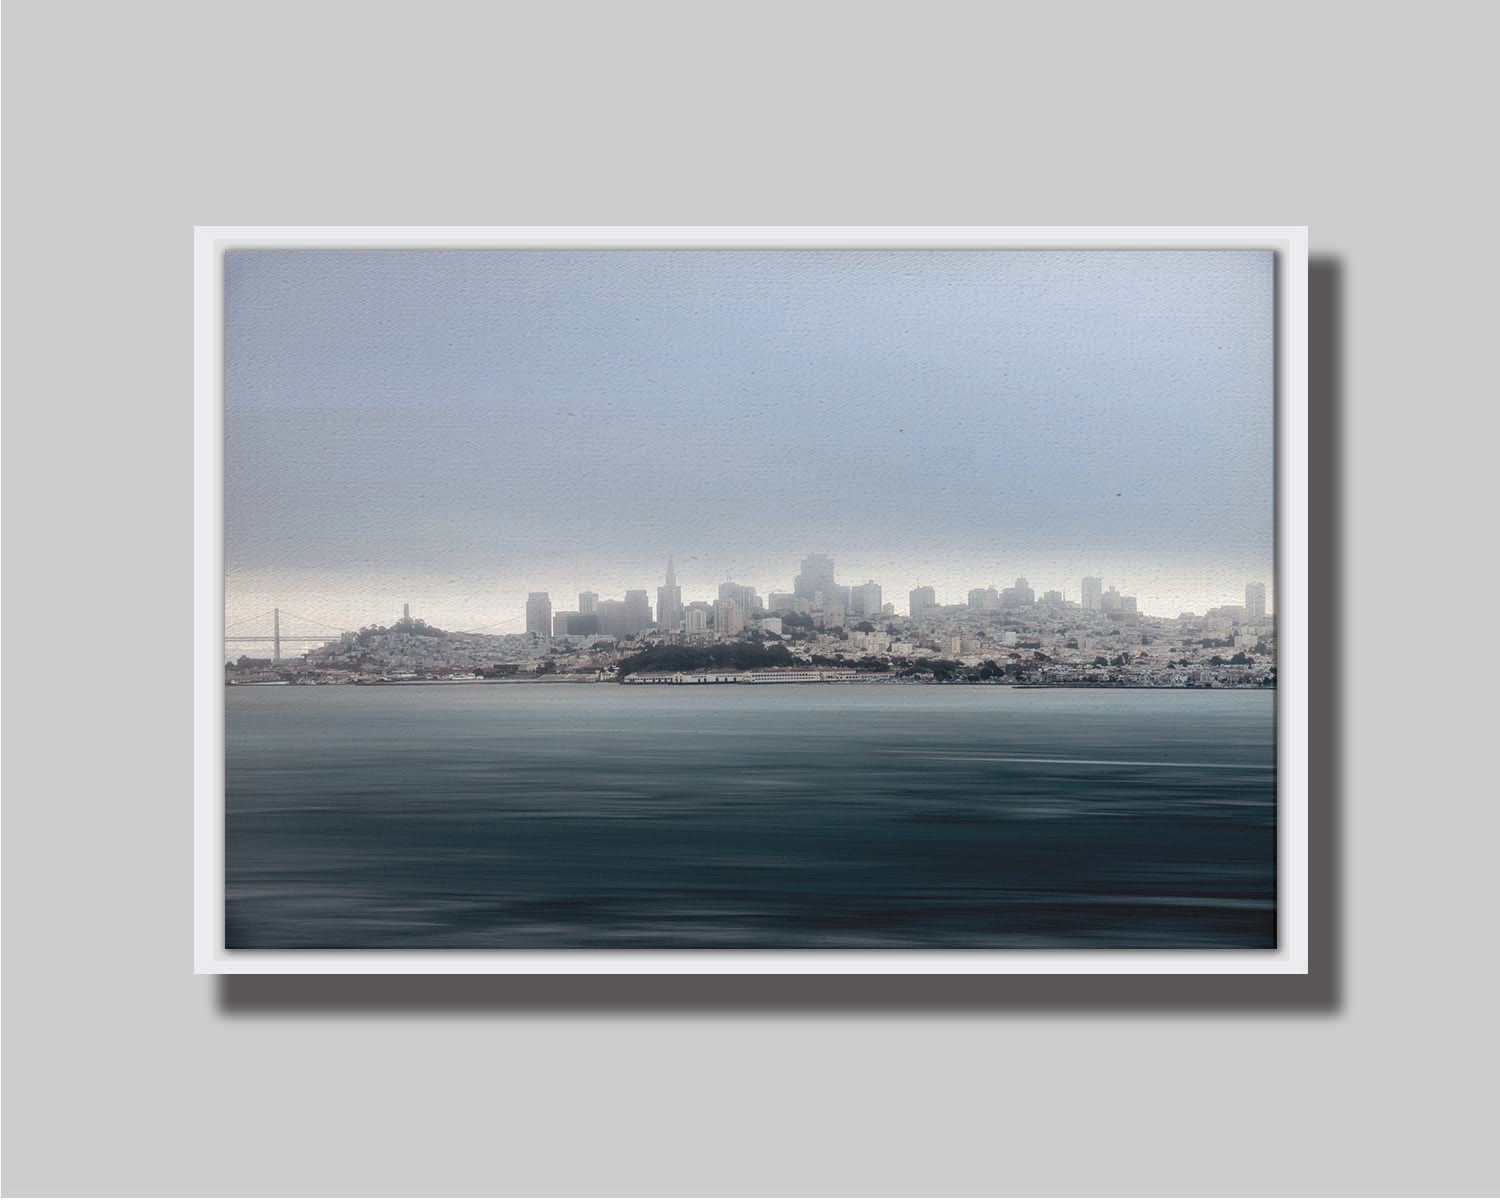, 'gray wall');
4,2,1496,1195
